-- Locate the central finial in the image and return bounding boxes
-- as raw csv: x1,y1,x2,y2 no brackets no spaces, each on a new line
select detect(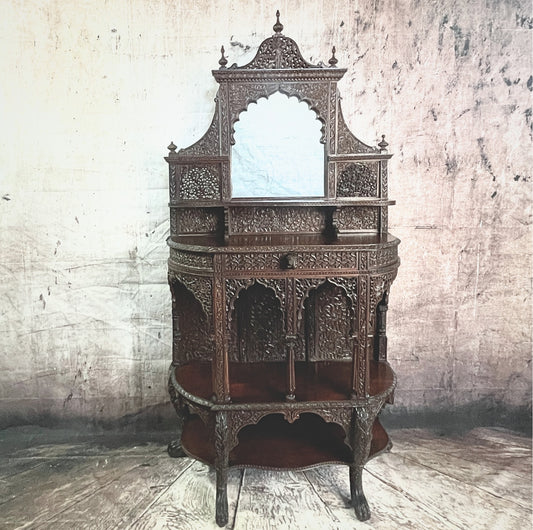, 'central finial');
273,10,283,33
